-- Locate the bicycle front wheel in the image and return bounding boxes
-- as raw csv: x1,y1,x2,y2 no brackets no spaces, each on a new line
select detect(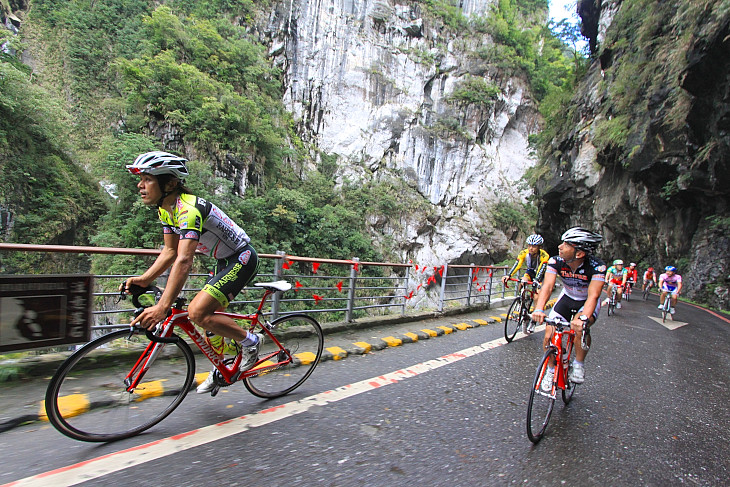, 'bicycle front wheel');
562,363,577,404
244,314,323,399
527,349,556,443
504,297,522,342
45,329,195,442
